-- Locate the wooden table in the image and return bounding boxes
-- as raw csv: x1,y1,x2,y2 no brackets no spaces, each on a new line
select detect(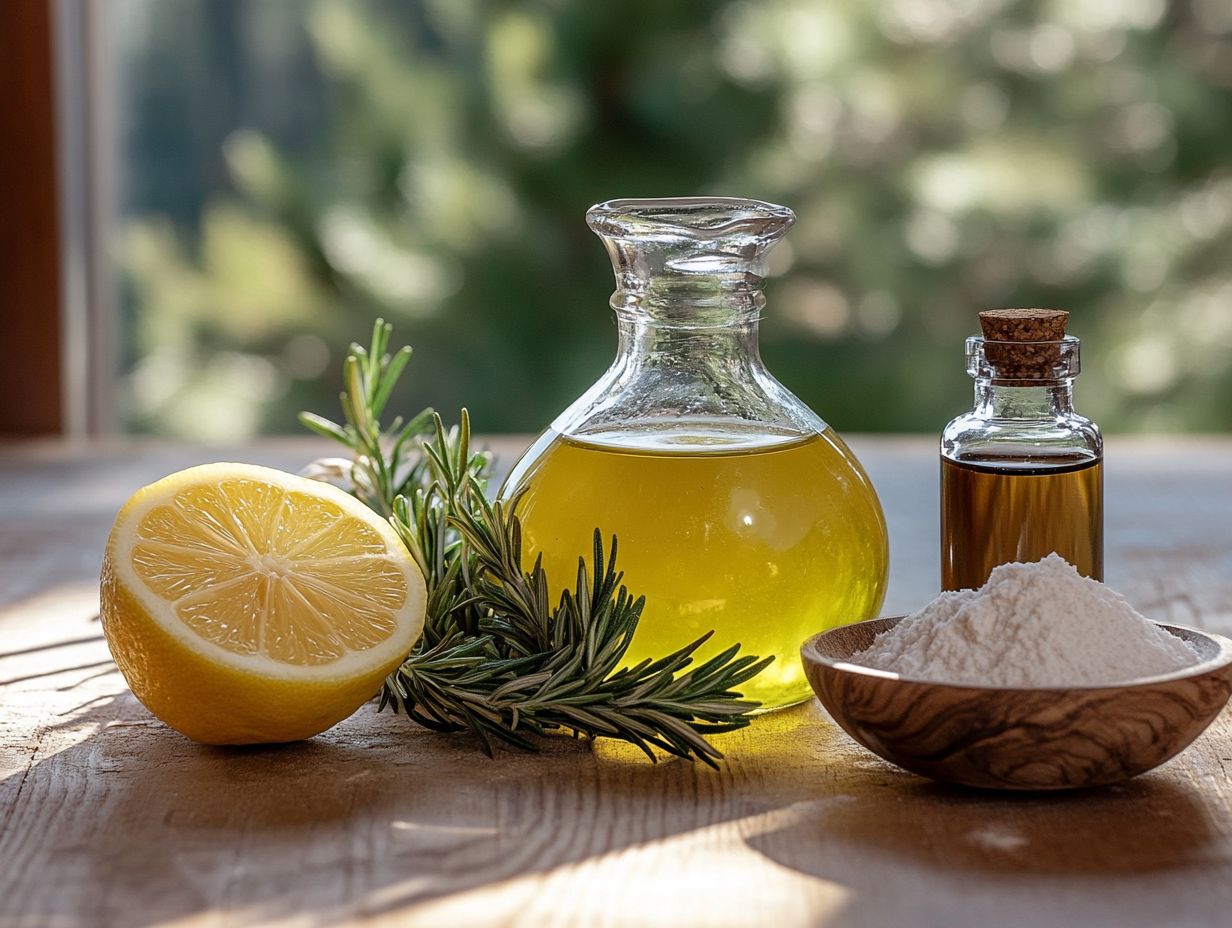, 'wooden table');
3,436,1232,928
